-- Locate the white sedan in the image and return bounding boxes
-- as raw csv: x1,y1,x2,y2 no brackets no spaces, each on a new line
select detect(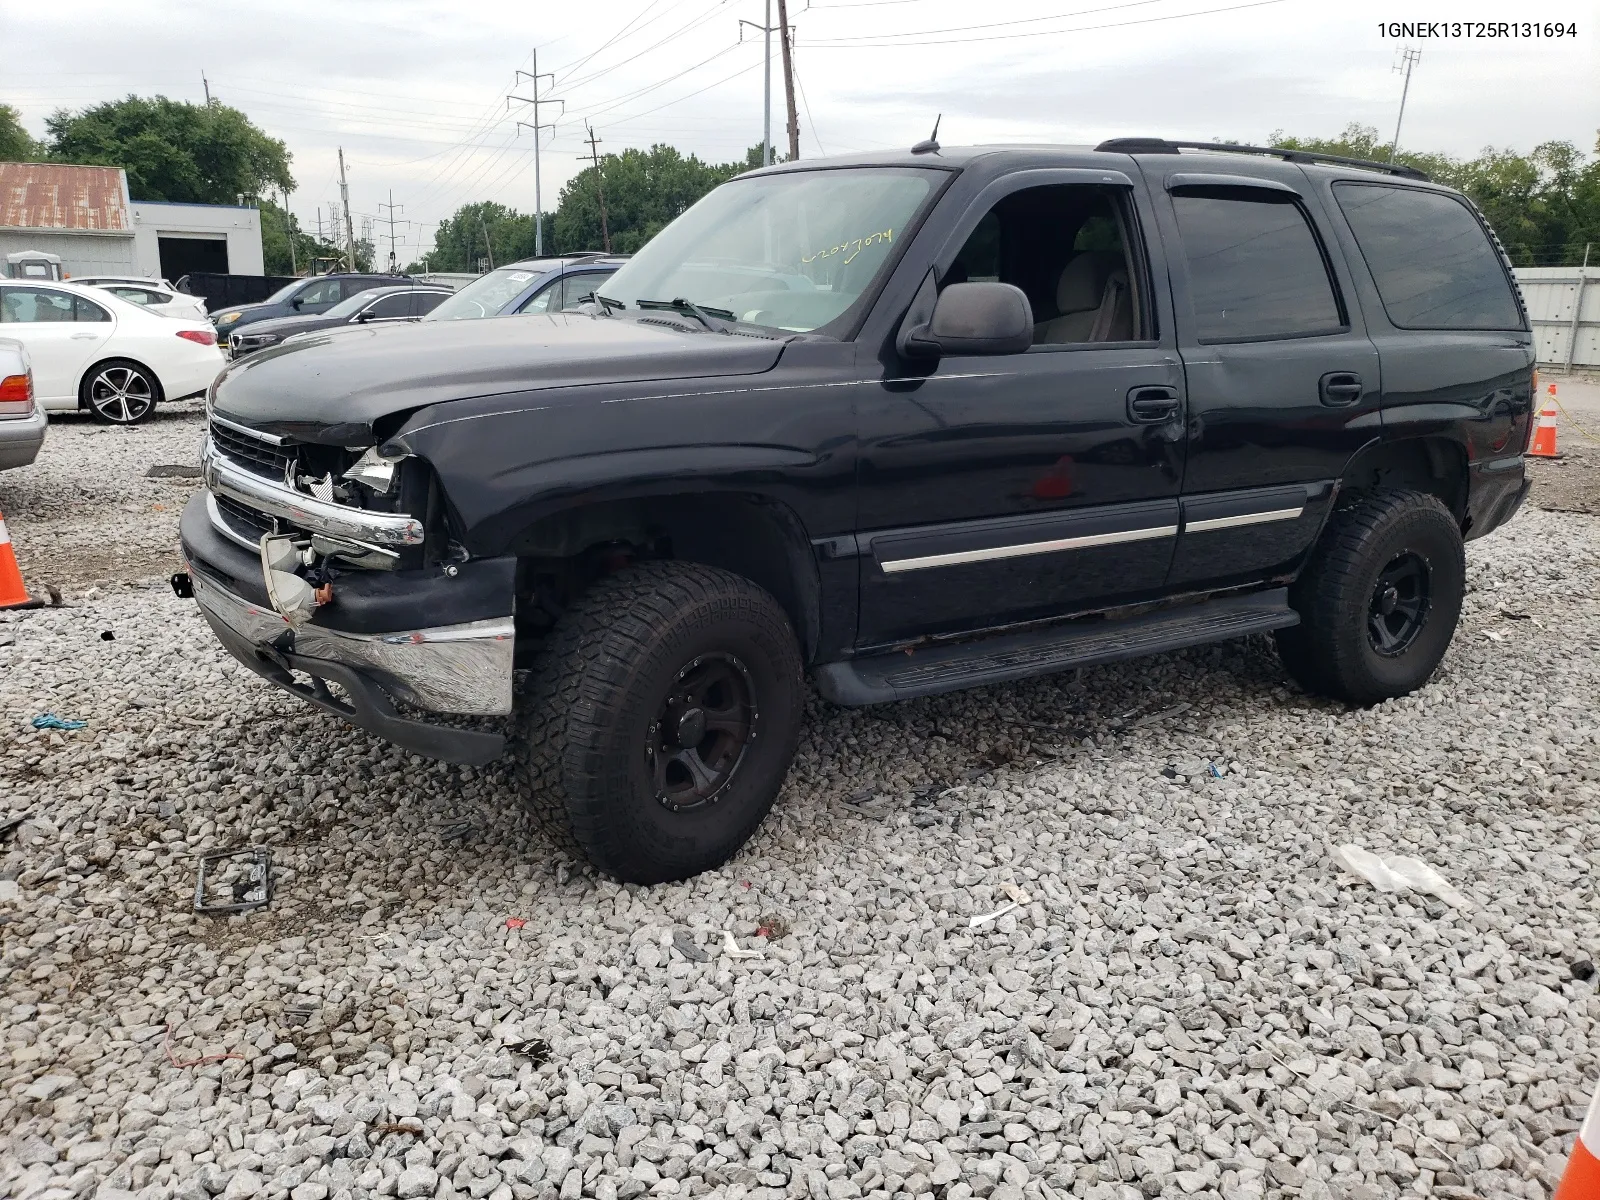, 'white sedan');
0,280,225,425
72,275,210,320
